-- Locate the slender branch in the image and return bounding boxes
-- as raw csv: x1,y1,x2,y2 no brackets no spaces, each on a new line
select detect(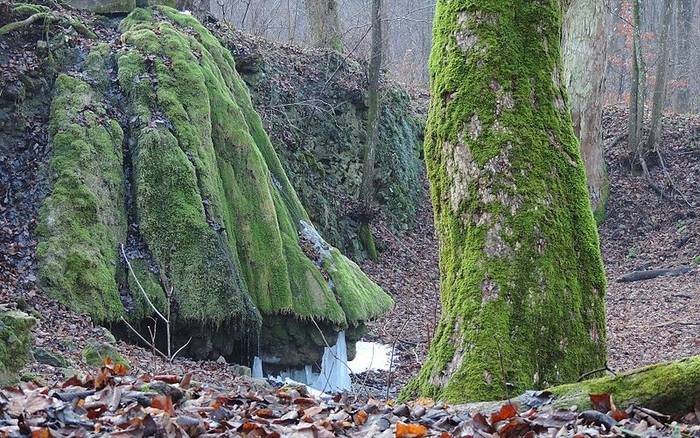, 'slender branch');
120,316,169,360
120,244,168,324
